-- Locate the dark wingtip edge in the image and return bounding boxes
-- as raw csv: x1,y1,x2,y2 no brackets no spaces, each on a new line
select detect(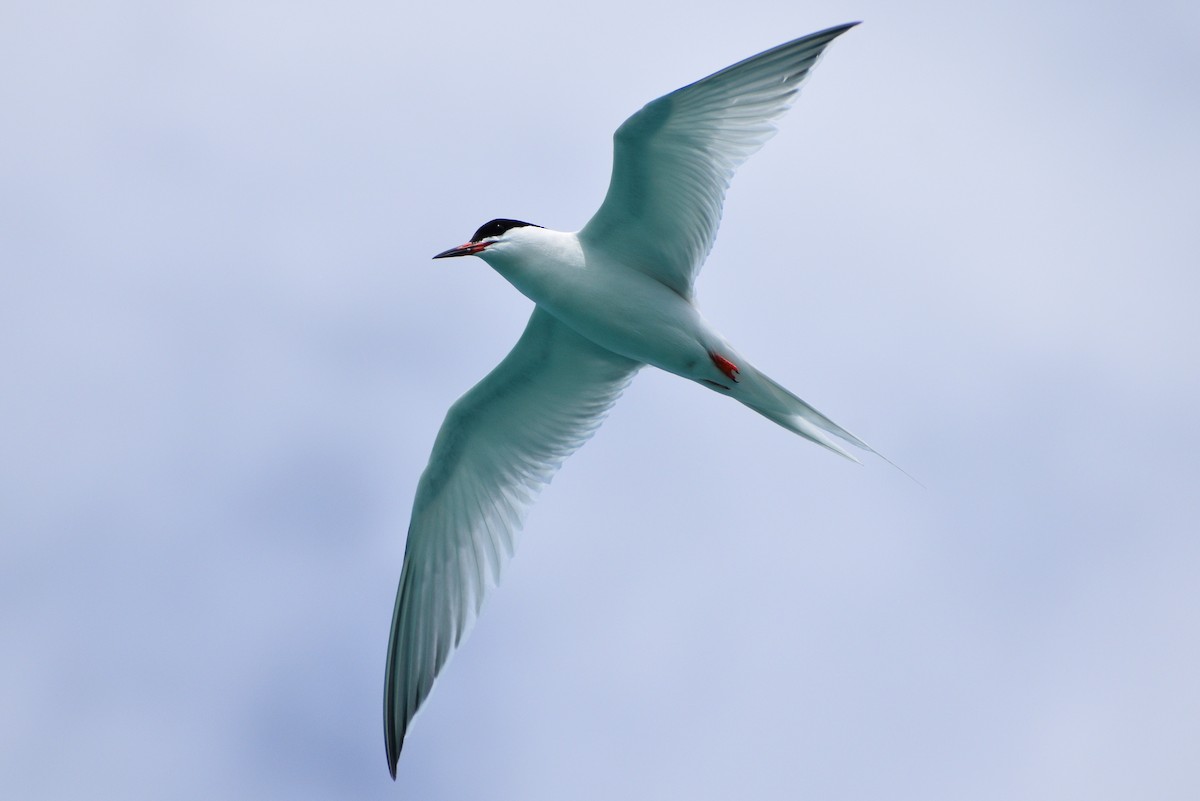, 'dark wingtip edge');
385,717,403,779
821,21,862,39
385,716,400,779
384,667,403,780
